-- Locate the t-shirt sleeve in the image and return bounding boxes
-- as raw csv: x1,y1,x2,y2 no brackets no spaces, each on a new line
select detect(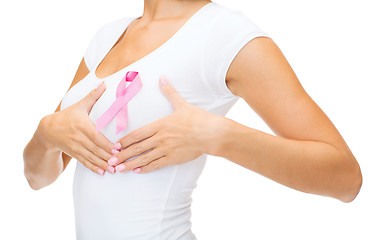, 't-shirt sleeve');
202,10,271,98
